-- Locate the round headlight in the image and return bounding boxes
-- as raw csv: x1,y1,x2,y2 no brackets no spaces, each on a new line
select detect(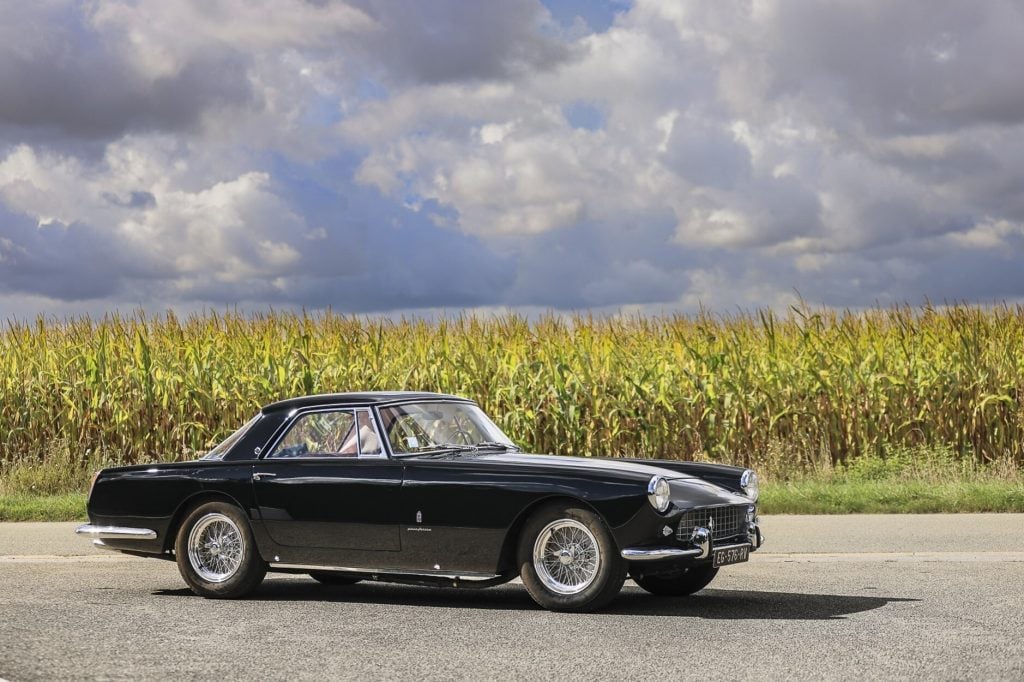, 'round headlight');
647,476,671,512
740,469,759,502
